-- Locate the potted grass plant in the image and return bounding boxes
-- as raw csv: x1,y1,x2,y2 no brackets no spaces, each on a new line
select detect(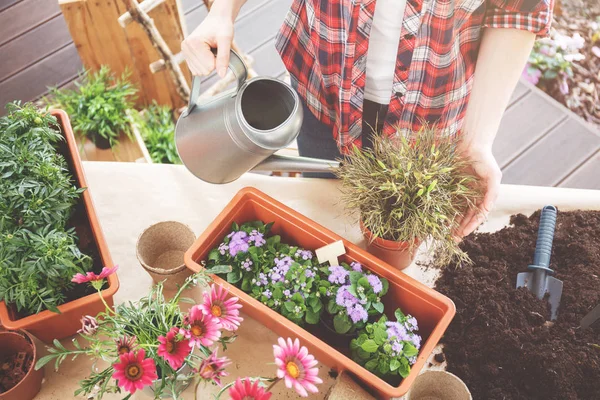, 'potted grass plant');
335,128,482,269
